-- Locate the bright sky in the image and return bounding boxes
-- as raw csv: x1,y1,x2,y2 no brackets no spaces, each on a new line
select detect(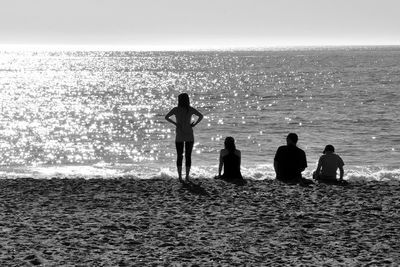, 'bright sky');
1,0,399,50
